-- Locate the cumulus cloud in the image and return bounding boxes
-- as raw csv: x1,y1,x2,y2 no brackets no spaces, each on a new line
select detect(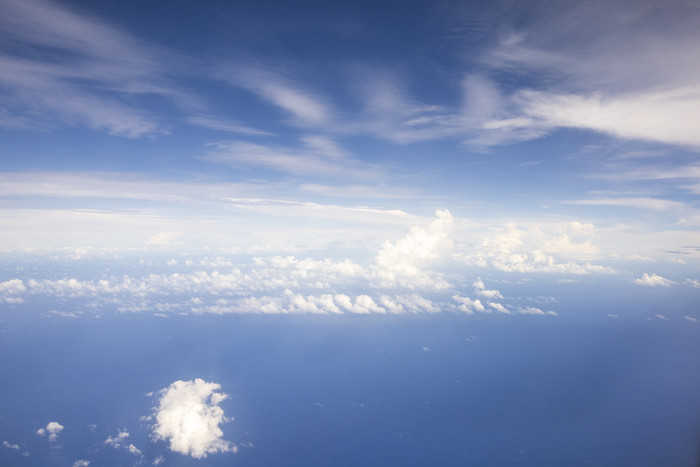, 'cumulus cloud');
452,294,485,314
372,209,453,289
36,421,64,442
459,222,611,274
472,278,503,299
488,302,511,314
73,461,90,467
634,273,673,287
2,441,20,450
105,429,129,448
127,444,142,456
518,306,557,316
151,379,236,459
